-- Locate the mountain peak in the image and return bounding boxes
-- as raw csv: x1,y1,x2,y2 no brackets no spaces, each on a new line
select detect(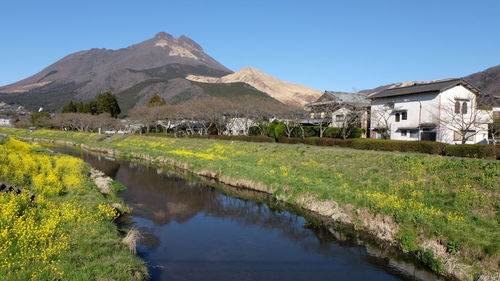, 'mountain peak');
239,66,261,74
153,32,173,39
